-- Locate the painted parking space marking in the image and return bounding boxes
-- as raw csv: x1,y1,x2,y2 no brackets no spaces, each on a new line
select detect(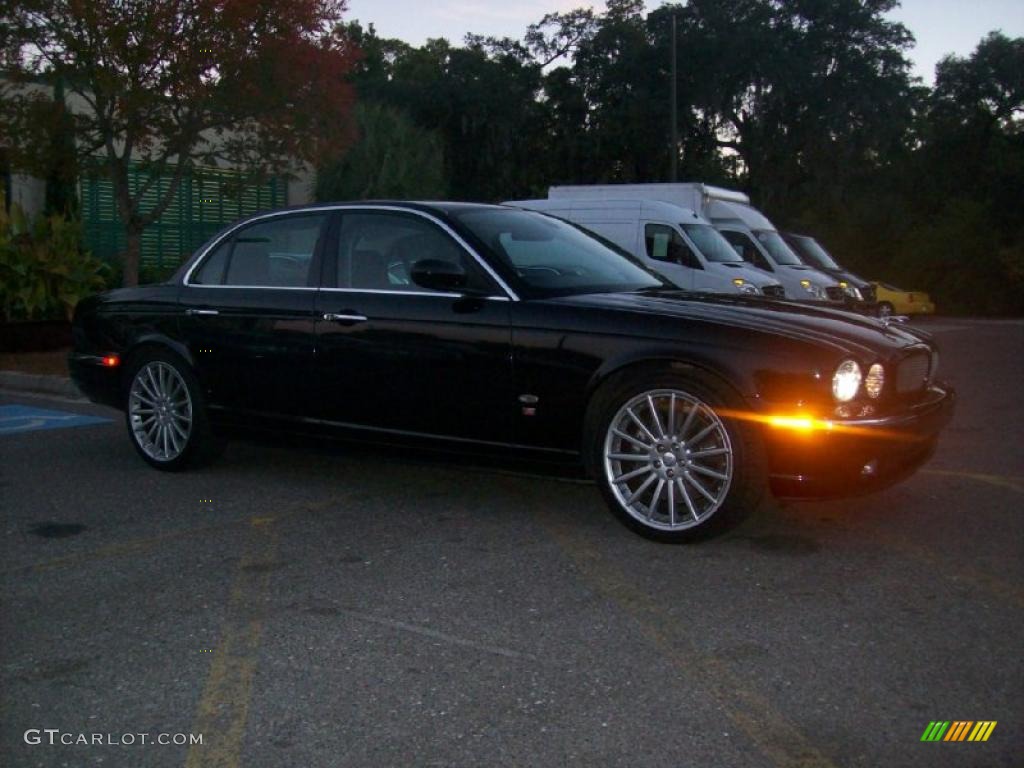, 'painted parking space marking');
0,404,111,435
